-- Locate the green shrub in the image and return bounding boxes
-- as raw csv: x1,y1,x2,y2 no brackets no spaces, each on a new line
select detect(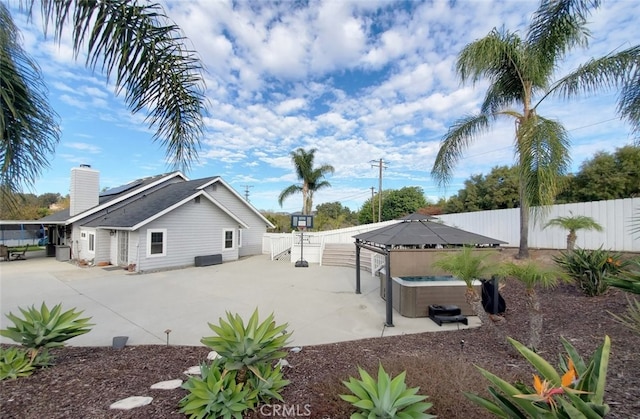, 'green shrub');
179,359,252,419
201,308,291,383
609,295,640,335
340,363,436,419
0,302,93,350
466,336,610,418
0,347,36,380
246,362,290,404
607,259,640,294
553,248,627,296
184,309,292,417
